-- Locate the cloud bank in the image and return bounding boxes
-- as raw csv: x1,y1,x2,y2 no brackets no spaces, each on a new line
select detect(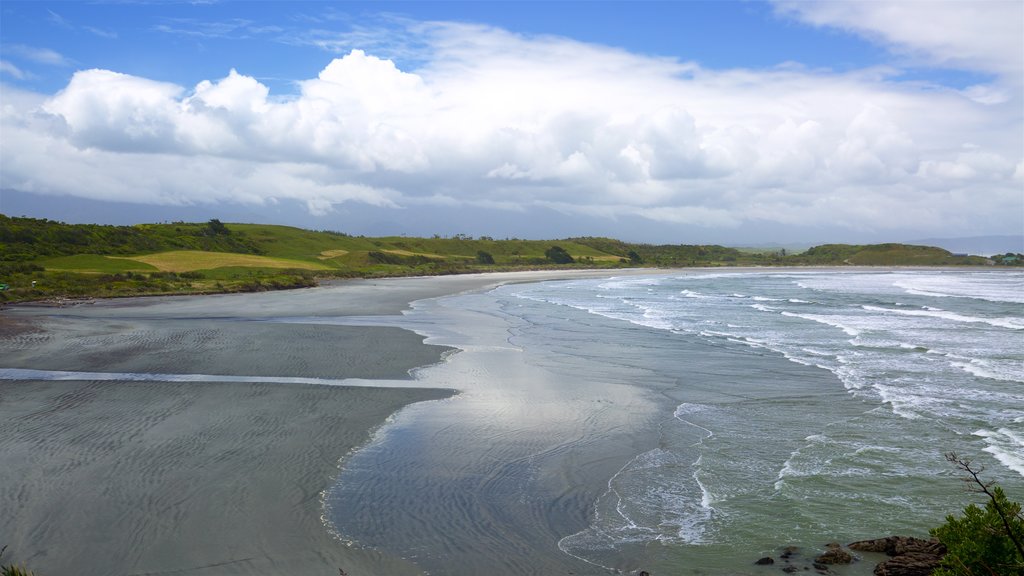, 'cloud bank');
2,4,1021,239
